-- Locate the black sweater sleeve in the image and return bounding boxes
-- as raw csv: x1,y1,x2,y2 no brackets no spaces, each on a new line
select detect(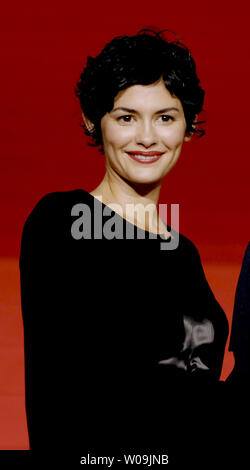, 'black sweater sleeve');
177,239,229,381
227,242,250,382
19,193,73,452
